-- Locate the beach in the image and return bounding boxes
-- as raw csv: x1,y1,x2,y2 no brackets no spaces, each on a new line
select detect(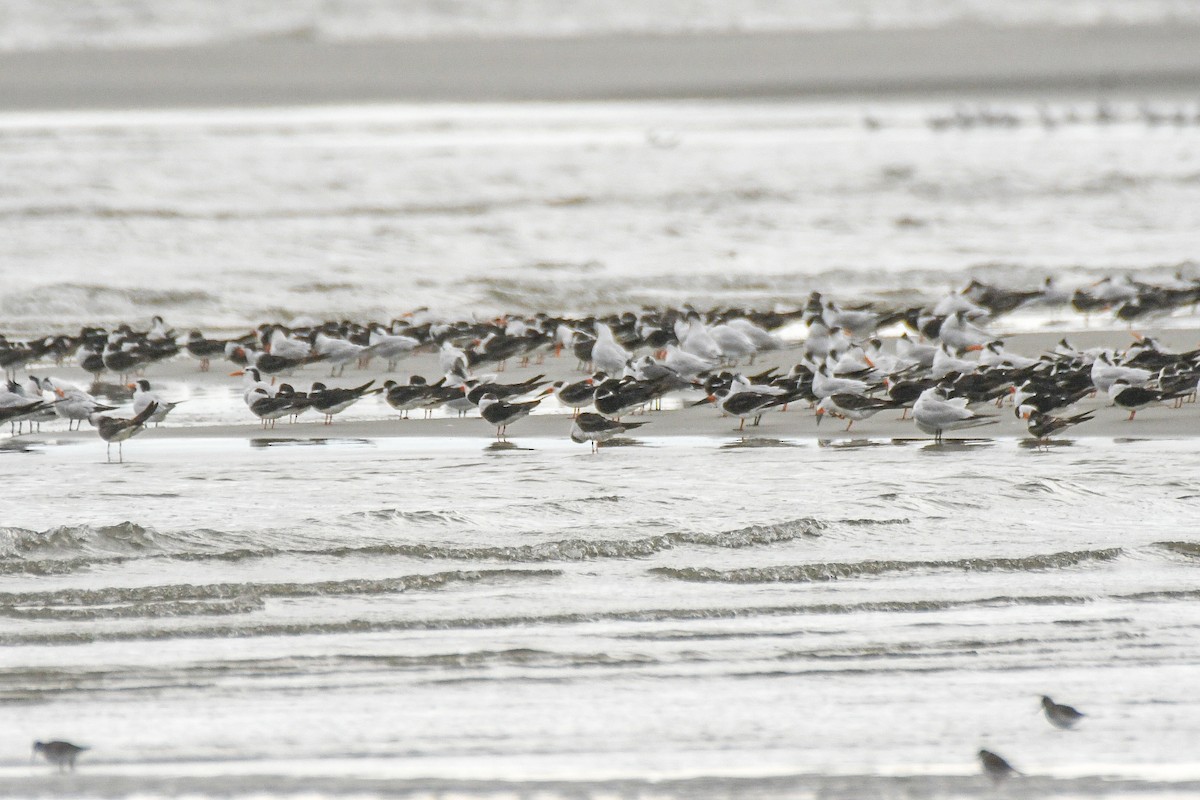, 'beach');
5,9,1200,798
